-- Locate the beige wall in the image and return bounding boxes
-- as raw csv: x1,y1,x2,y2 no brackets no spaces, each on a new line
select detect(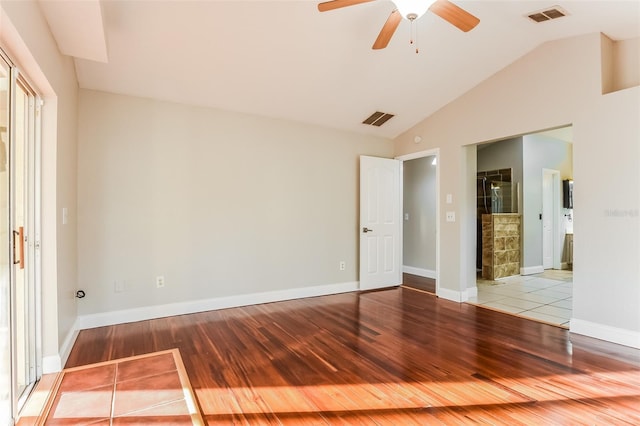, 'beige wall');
612,37,640,92
573,88,639,334
394,33,640,346
77,89,393,315
0,1,79,368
